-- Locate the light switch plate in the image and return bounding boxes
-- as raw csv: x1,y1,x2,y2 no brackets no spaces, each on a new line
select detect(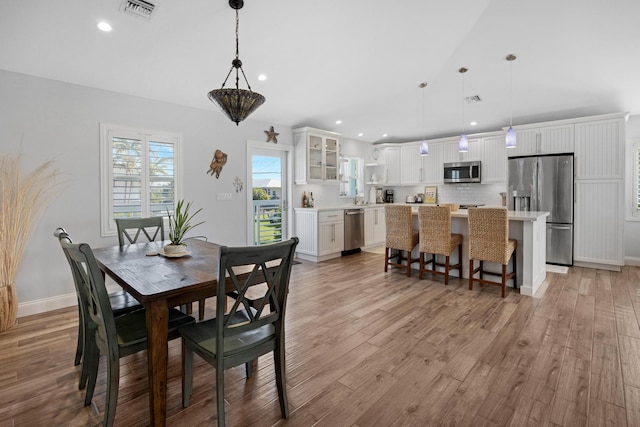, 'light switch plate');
216,192,232,201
